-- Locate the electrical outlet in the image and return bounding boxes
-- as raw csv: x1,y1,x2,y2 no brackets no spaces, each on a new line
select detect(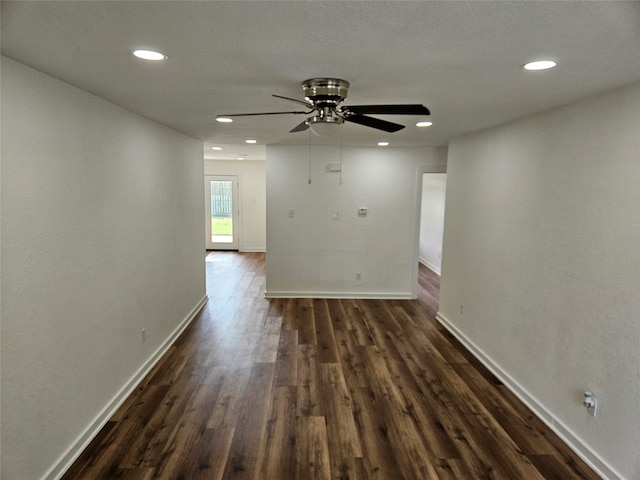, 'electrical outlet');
459,304,464,315
584,391,597,417
356,272,362,281
141,328,146,343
